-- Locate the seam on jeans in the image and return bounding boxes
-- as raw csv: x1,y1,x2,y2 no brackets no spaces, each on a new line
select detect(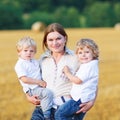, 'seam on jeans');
61,96,65,103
